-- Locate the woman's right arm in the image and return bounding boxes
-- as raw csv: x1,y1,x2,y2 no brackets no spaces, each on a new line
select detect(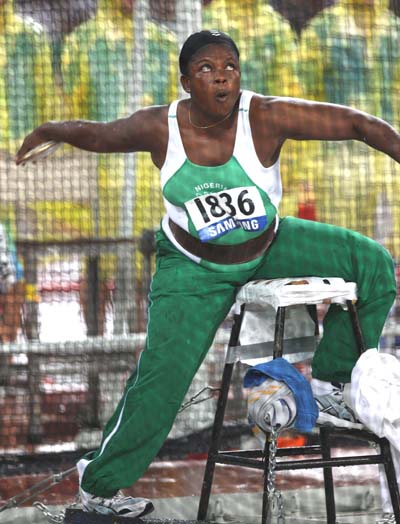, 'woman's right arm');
16,105,167,165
